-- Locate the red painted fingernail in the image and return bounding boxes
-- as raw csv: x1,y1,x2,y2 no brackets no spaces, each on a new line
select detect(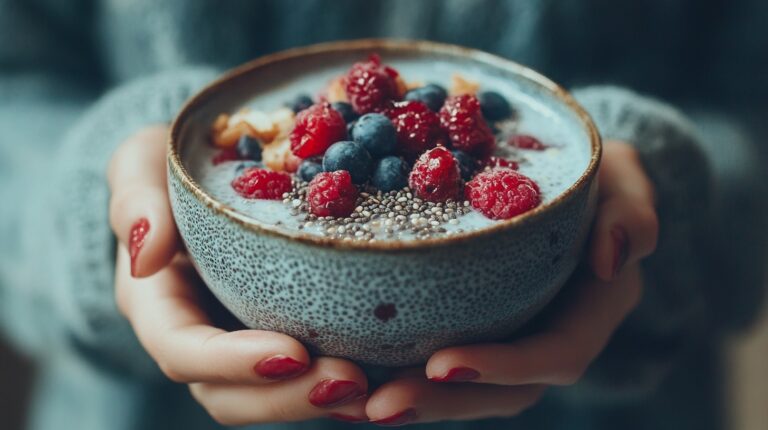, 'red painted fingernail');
129,218,150,277
308,379,365,408
429,366,480,382
329,413,368,423
254,355,307,380
610,226,629,278
372,408,417,426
